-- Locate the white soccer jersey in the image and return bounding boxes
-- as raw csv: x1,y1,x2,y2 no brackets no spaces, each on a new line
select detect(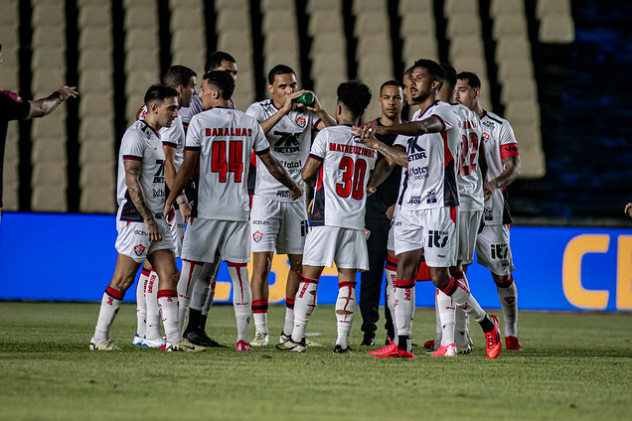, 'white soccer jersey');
394,101,460,211
309,125,377,230
480,110,520,225
178,94,203,128
116,120,166,221
139,106,185,170
452,103,484,211
246,100,321,201
186,107,270,221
